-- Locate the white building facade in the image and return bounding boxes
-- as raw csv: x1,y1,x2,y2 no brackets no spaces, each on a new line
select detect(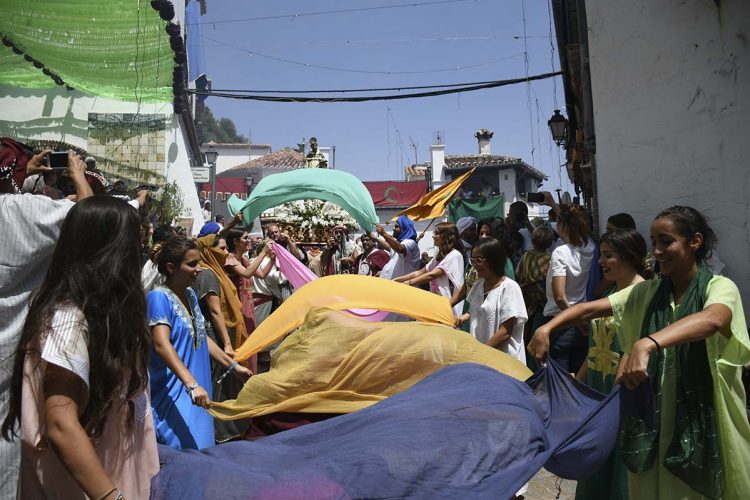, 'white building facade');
582,0,750,297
